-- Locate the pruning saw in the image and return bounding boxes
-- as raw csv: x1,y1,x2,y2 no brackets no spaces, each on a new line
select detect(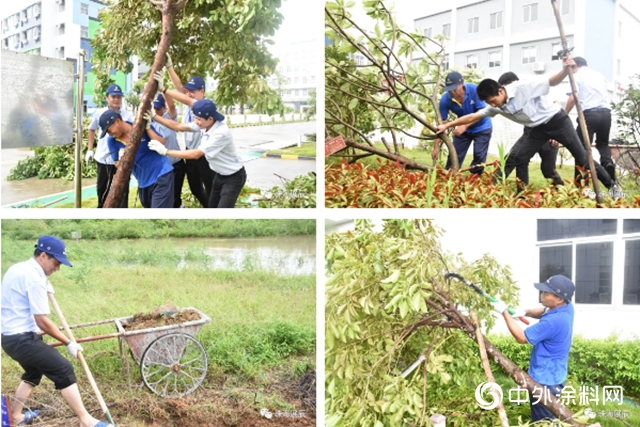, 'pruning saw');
445,273,530,325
